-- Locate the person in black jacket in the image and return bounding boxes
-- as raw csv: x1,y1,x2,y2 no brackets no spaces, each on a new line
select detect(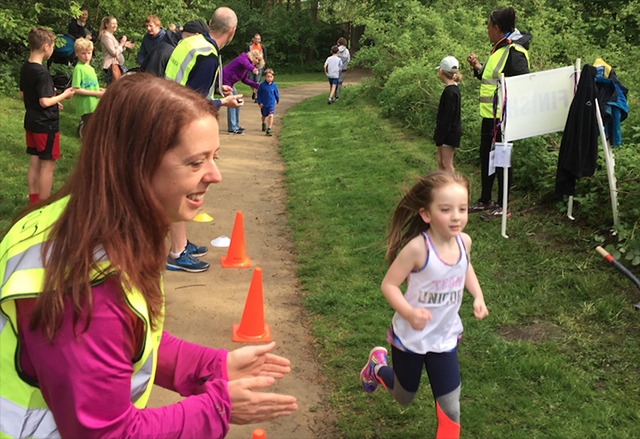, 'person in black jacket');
68,7,98,42
434,56,462,173
139,20,209,77
466,7,531,220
